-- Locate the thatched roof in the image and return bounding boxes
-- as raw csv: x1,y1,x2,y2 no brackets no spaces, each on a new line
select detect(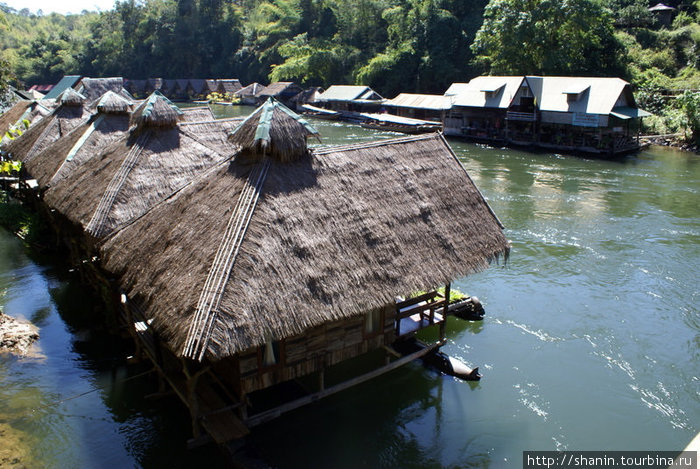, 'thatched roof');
228,98,319,162
218,79,242,94
92,90,134,114
179,118,244,155
0,100,31,137
125,79,147,95
235,83,264,98
3,99,91,163
258,81,303,98
130,92,183,128
181,106,214,122
79,77,133,102
25,109,132,188
100,132,509,361
43,117,232,240
57,88,87,107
